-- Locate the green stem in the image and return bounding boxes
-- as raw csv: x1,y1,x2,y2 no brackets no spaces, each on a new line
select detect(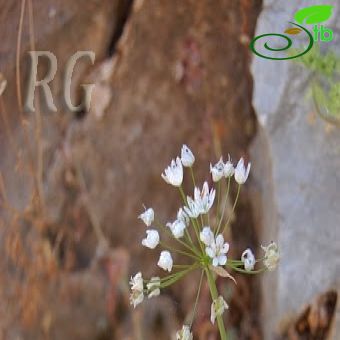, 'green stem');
217,181,221,221
215,177,231,235
190,166,196,187
161,264,199,288
228,266,267,275
155,220,201,257
190,270,204,327
221,184,240,234
179,186,205,254
205,268,228,340
179,186,198,247
159,241,200,261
